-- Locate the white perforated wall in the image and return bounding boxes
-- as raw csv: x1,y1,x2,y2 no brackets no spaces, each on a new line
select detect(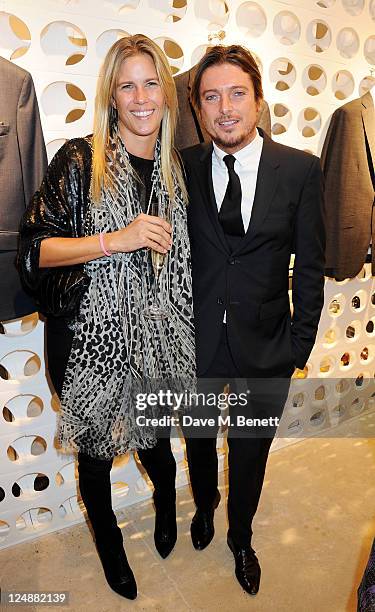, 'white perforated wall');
1,0,374,549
